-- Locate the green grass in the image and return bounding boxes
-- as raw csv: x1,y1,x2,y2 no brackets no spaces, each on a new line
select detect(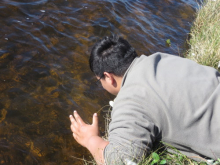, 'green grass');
138,146,220,165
